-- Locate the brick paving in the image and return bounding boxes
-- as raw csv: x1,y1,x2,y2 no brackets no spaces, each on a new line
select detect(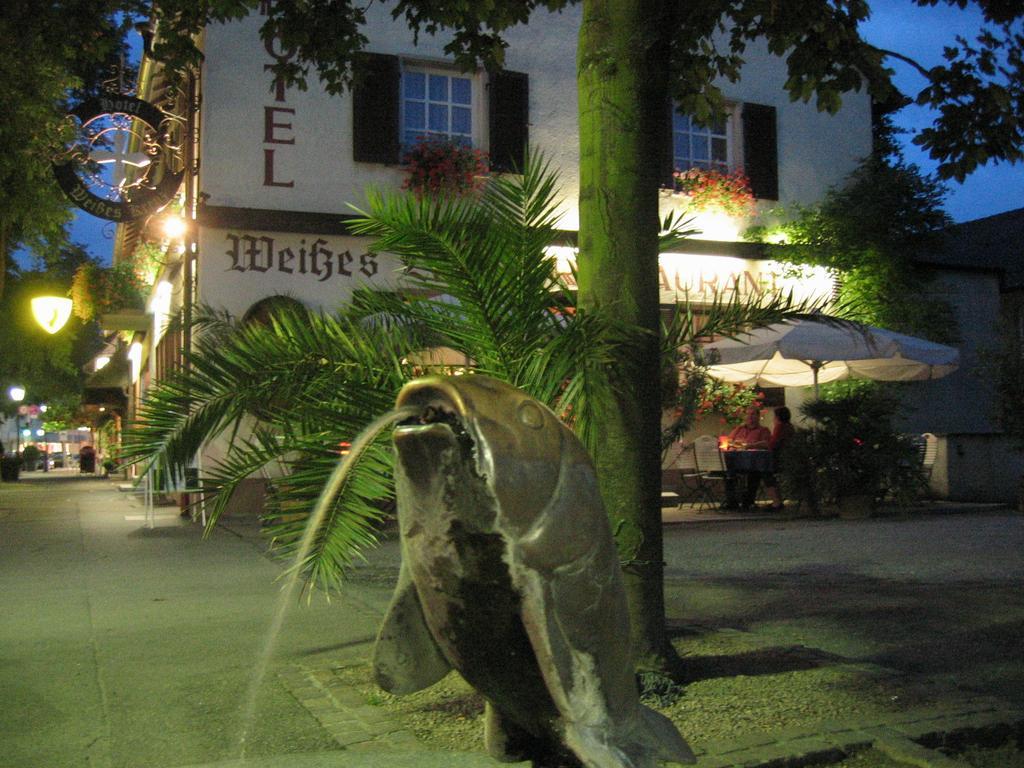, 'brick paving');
276,648,1024,768
278,664,421,751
